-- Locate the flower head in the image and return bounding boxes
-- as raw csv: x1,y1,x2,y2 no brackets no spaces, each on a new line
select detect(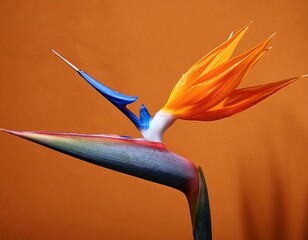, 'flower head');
50,27,307,143
142,25,306,142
